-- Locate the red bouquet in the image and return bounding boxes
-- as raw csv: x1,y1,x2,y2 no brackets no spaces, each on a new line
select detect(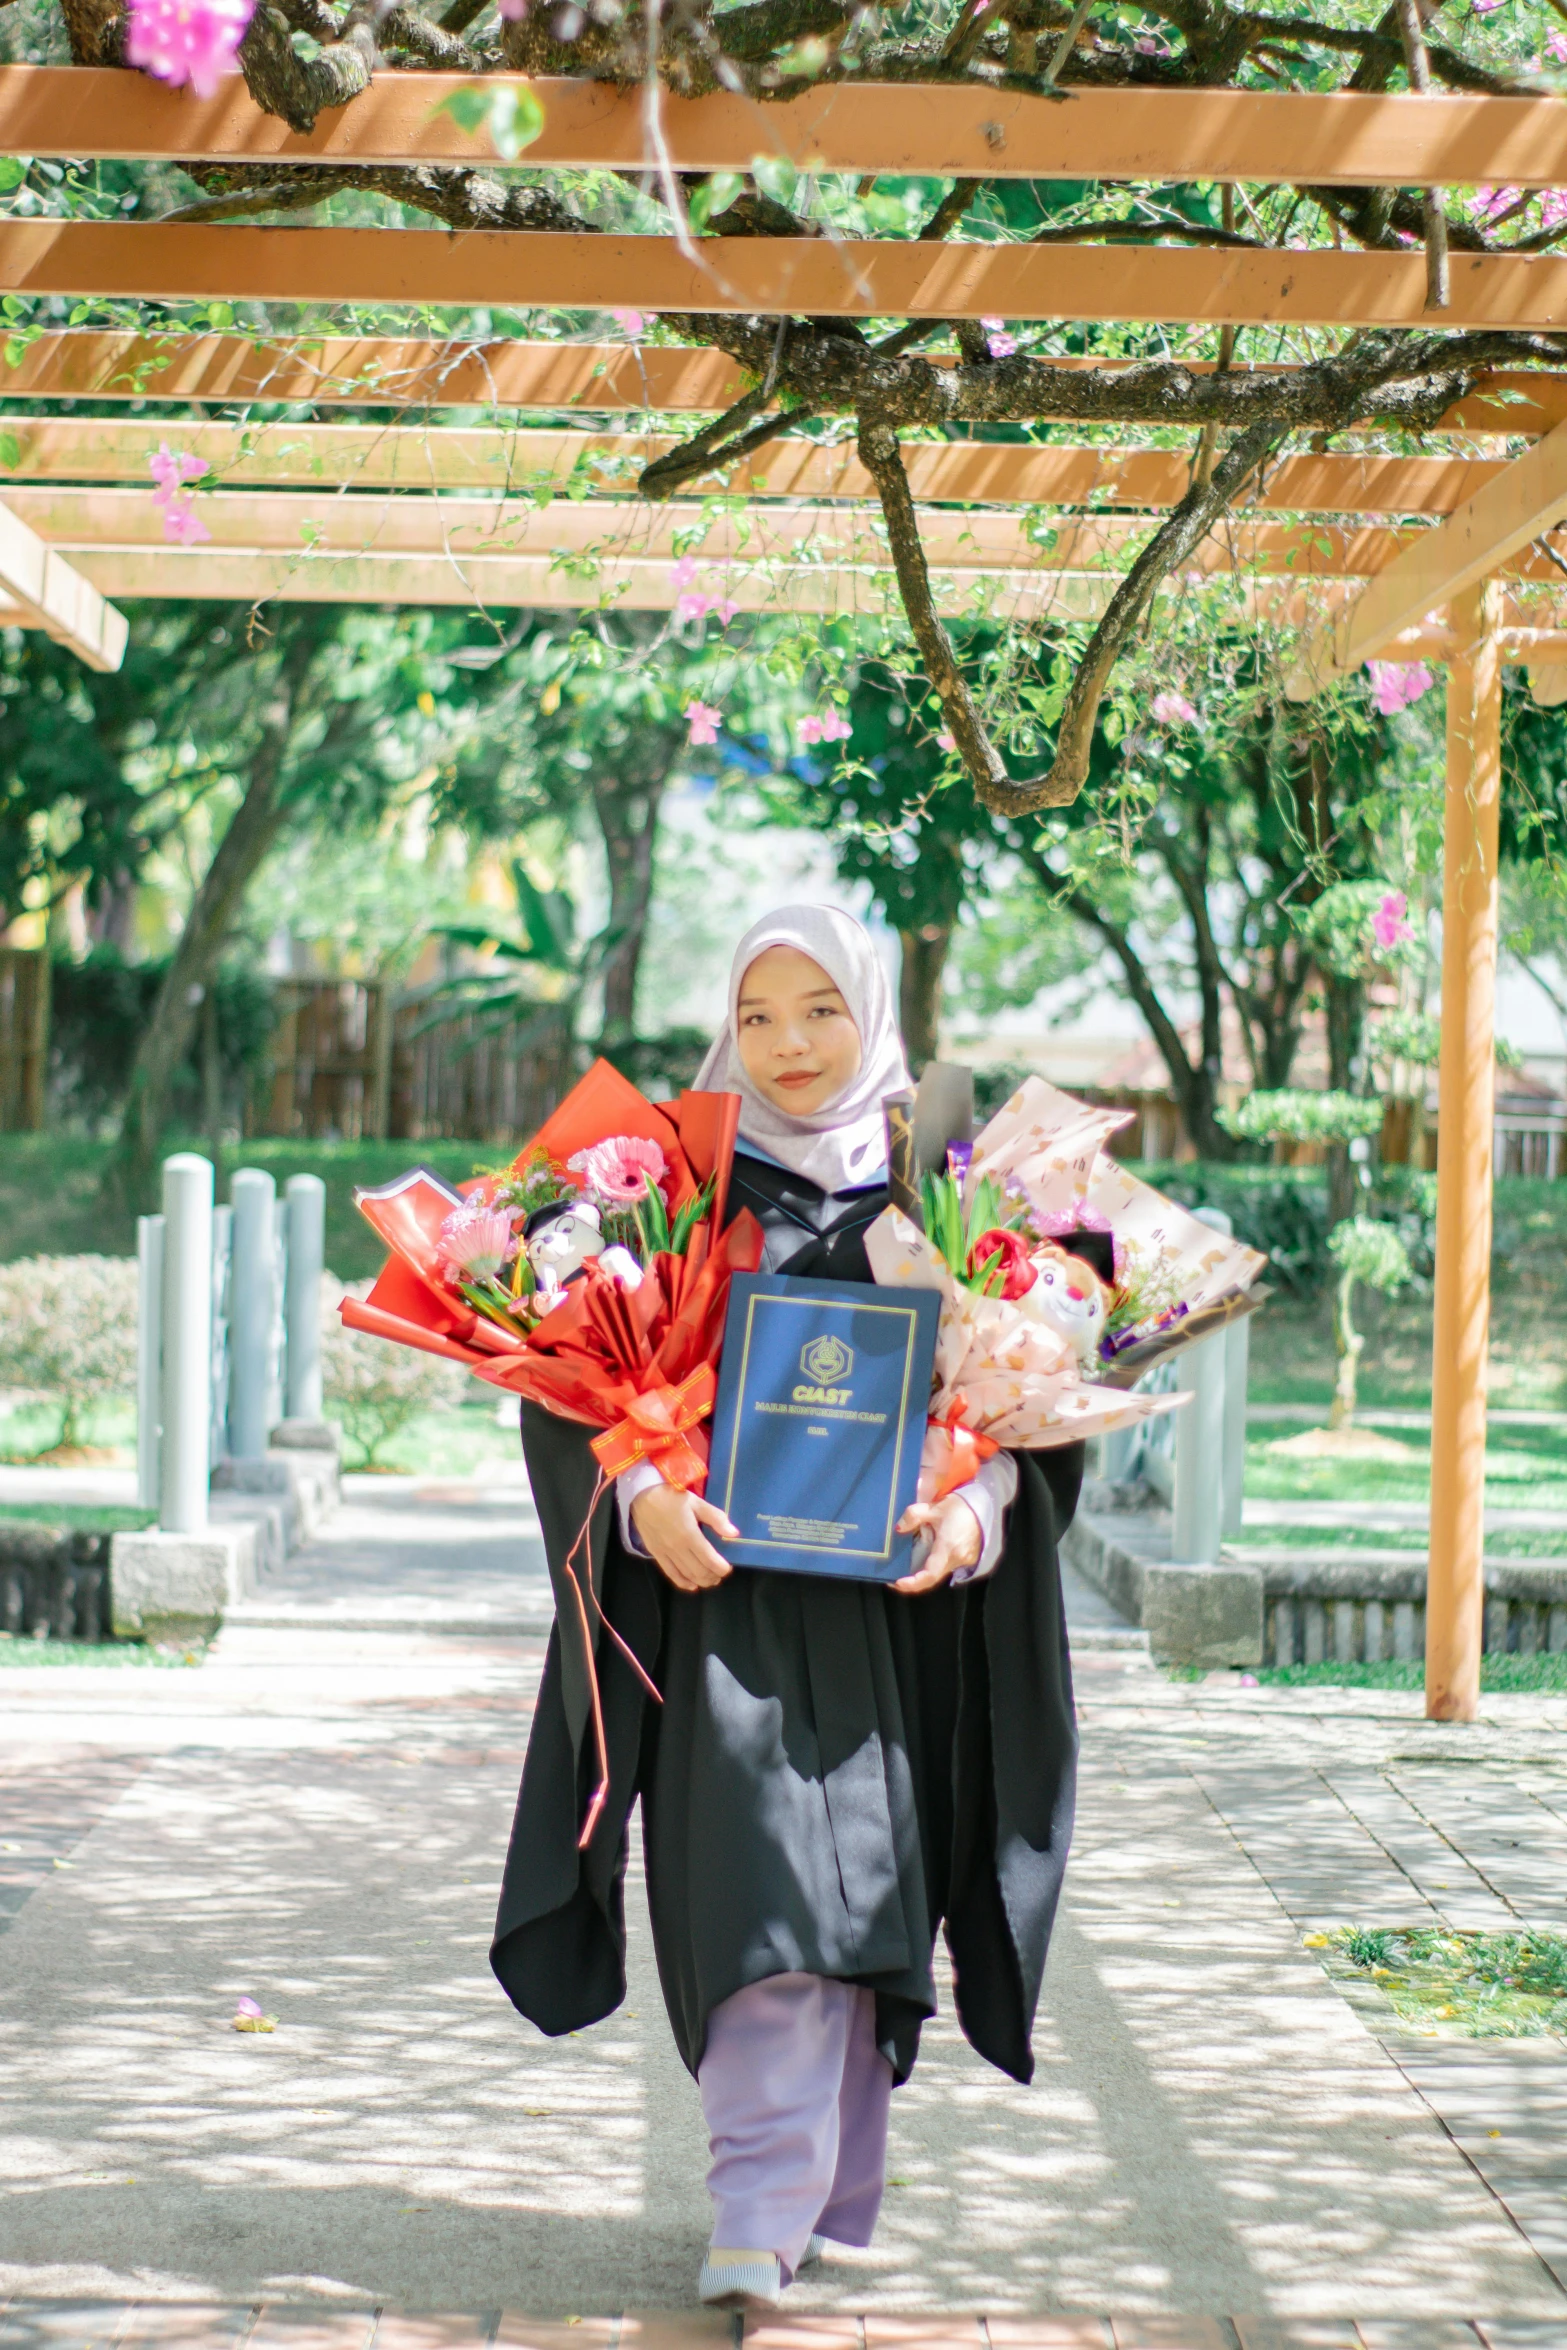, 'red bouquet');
342,1056,762,1491
342,1059,764,1845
